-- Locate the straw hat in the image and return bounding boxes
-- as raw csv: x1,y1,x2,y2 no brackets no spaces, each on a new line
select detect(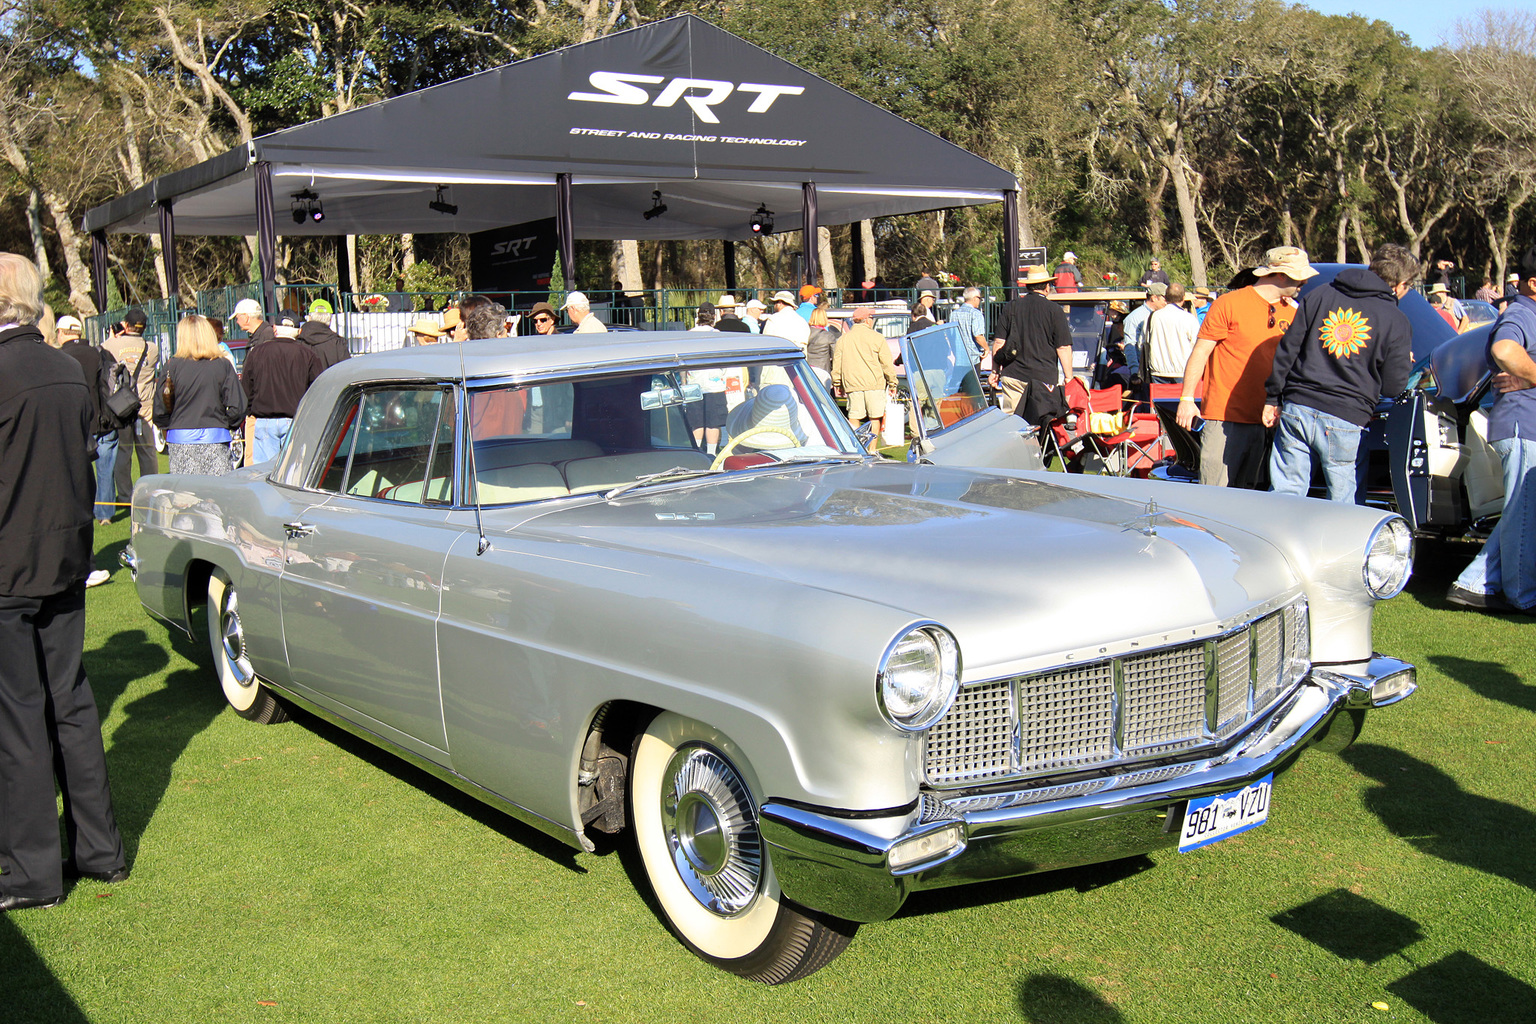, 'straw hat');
1019,265,1053,286
409,318,444,338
